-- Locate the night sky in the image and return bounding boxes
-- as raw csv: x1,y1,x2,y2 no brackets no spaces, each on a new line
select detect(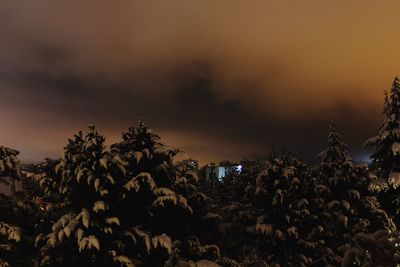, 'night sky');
1,1,400,164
